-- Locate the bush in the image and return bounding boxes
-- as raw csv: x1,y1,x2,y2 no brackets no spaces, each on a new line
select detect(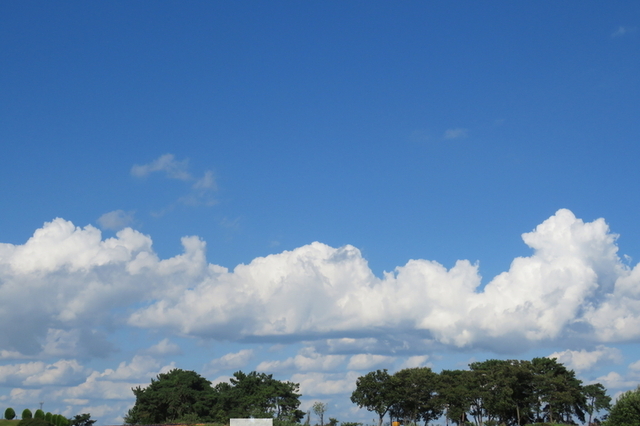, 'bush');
34,411,45,421
22,410,33,420
18,419,52,426
5,408,16,420
45,414,52,423
604,386,640,426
